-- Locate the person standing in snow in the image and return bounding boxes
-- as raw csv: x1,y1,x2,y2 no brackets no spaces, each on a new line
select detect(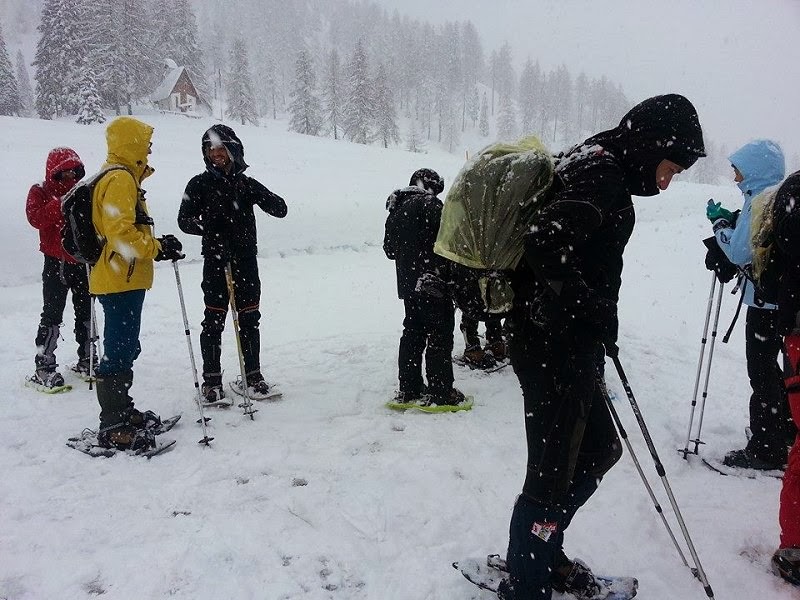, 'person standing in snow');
383,168,466,406
178,124,287,405
25,147,91,390
90,116,185,451
498,95,705,600
705,140,794,470
760,170,800,585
